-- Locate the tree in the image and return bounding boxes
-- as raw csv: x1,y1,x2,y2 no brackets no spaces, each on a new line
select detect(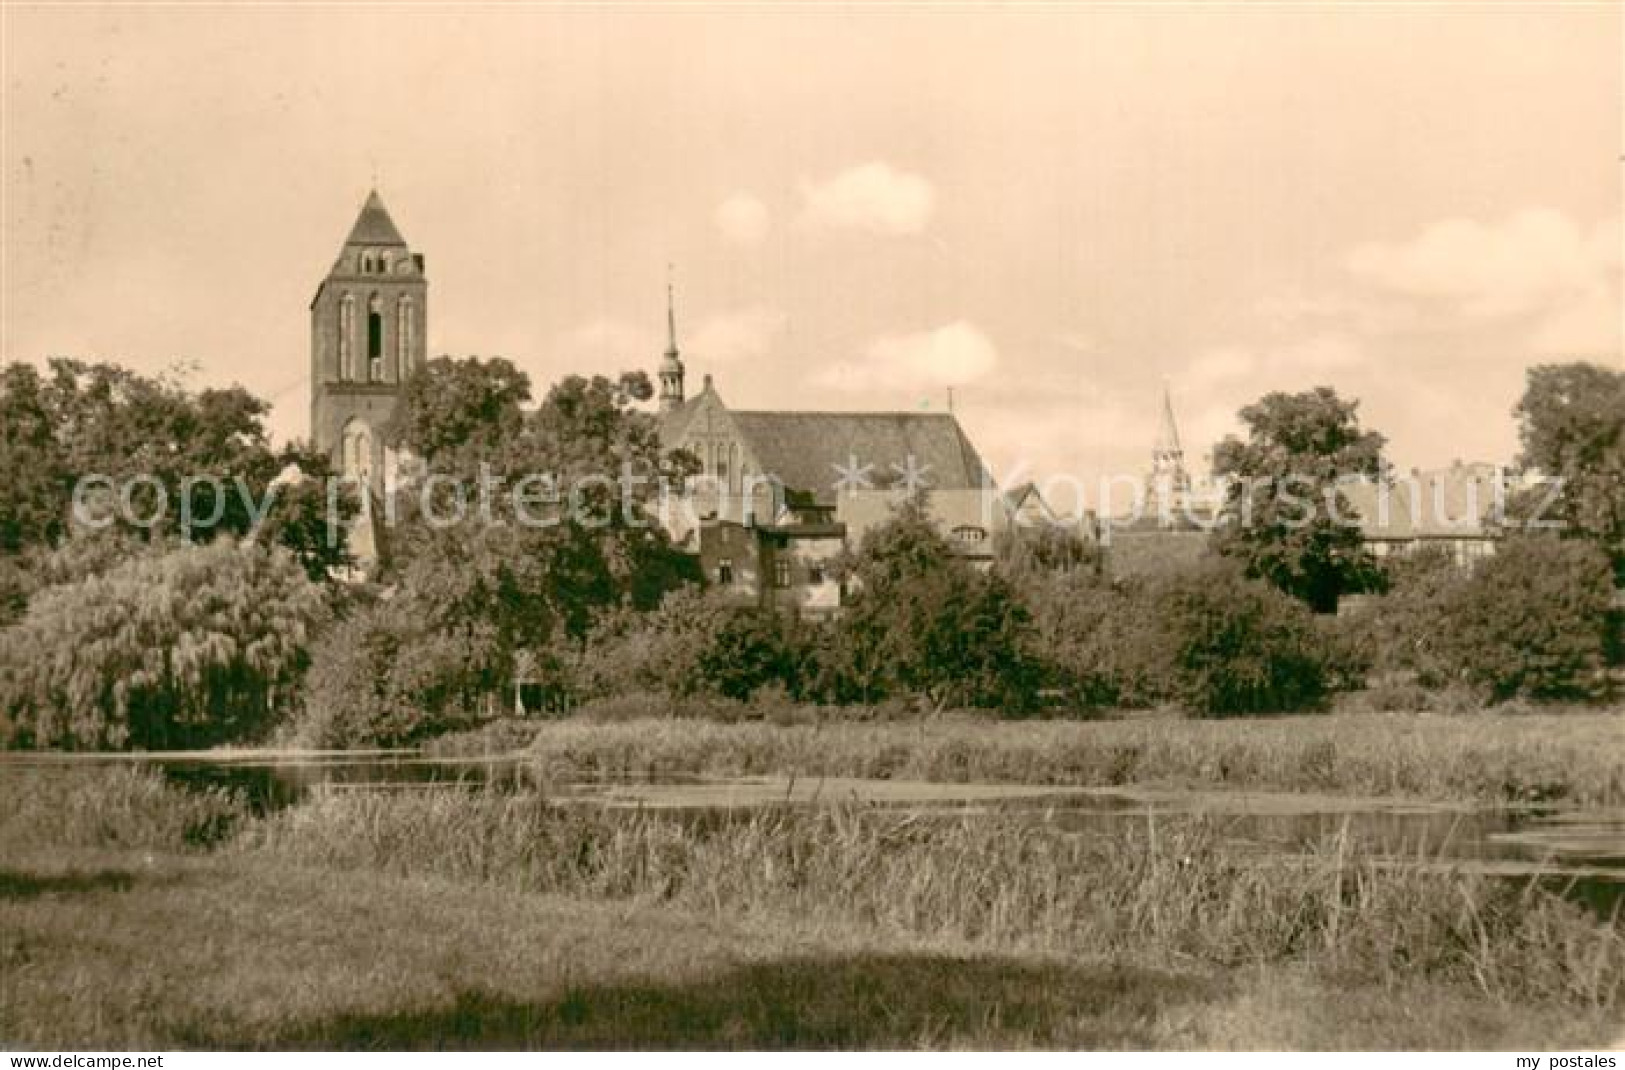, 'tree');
1212,386,1386,613
1,358,283,553
256,443,360,581
1511,363,1625,583
386,355,531,468
379,362,698,718
0,363,71,556
0,541,328,749
837,497,1038,712
1436,536,1614,702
